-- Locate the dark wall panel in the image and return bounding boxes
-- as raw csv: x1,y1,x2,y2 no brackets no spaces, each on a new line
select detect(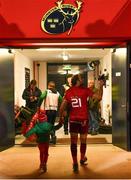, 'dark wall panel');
0,50,15,151
112,48,128,150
